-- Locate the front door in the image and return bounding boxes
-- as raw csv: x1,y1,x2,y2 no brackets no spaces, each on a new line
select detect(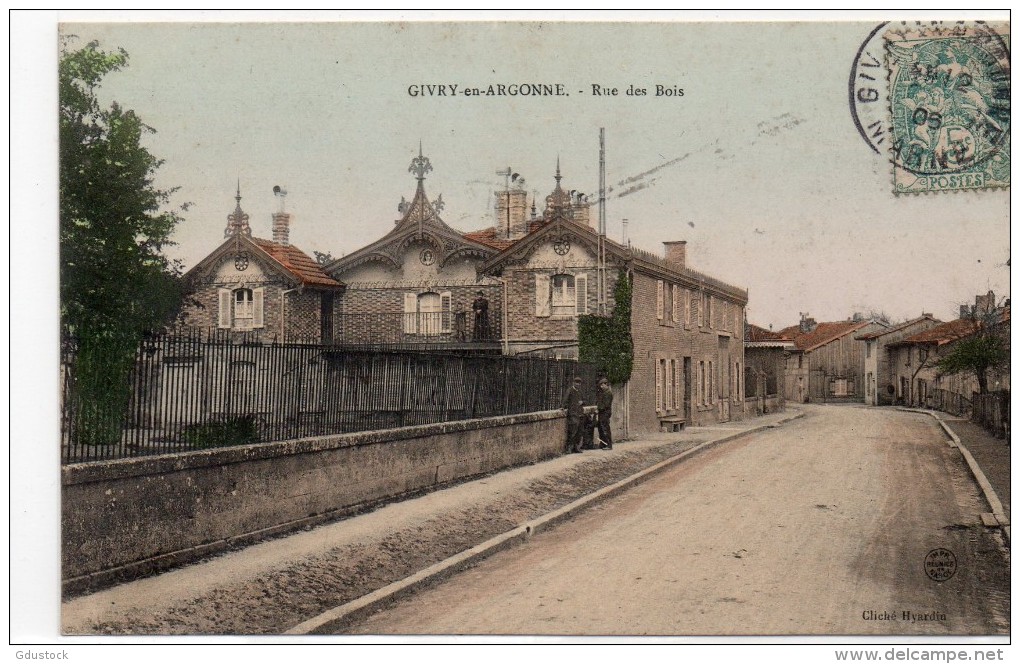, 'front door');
718,337,731,422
